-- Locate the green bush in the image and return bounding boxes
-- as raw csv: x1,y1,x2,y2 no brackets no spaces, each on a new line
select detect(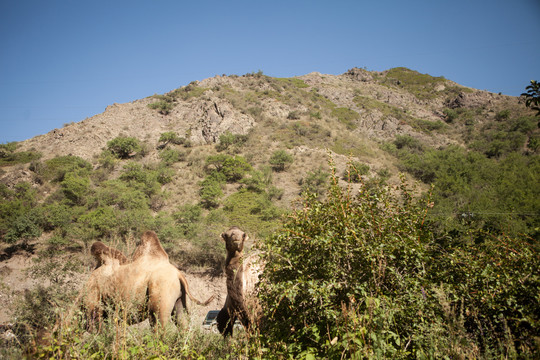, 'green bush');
60,173,90,205
342,161,370,183
158,131,185,146
216,131,248,152
4,212,42,244
256,167,539,358
331,107,359,130
269,150,293,172
204,154,252,182
107,137,142,159
173,204,202,239
223,189,282,239
78,206,118,239
119,162,161,196
299,167,330,197
0,182,39,239
39,155,92,181
0,142,41,167
148,97,174,115
89,180,149,211
199,176,224,209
